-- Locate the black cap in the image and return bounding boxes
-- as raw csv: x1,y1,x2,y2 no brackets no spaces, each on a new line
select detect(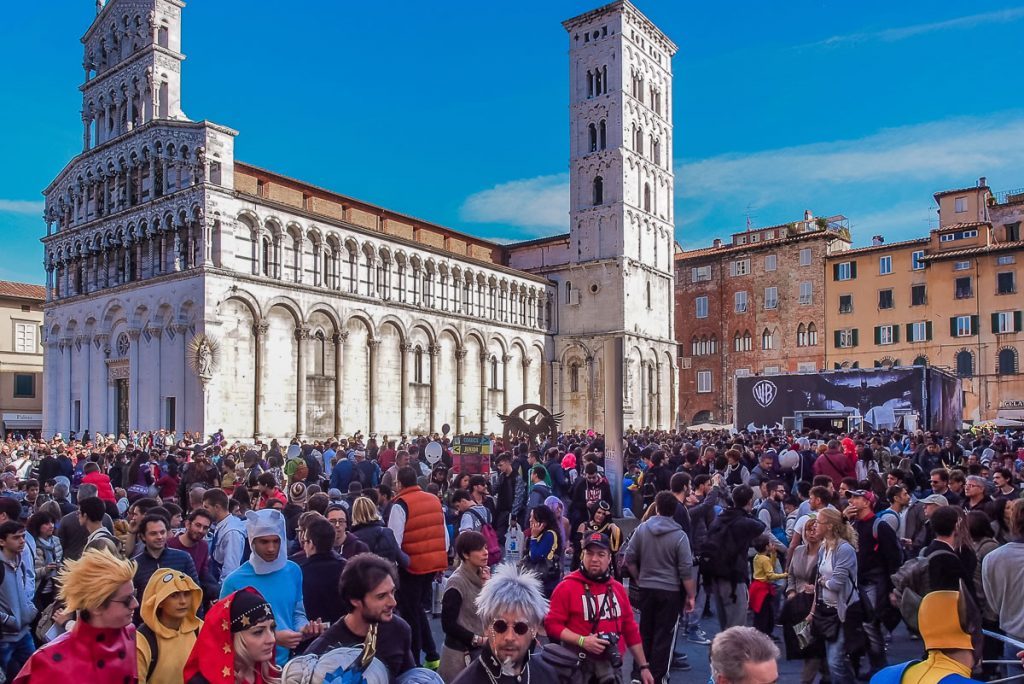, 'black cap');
582,532,611,550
